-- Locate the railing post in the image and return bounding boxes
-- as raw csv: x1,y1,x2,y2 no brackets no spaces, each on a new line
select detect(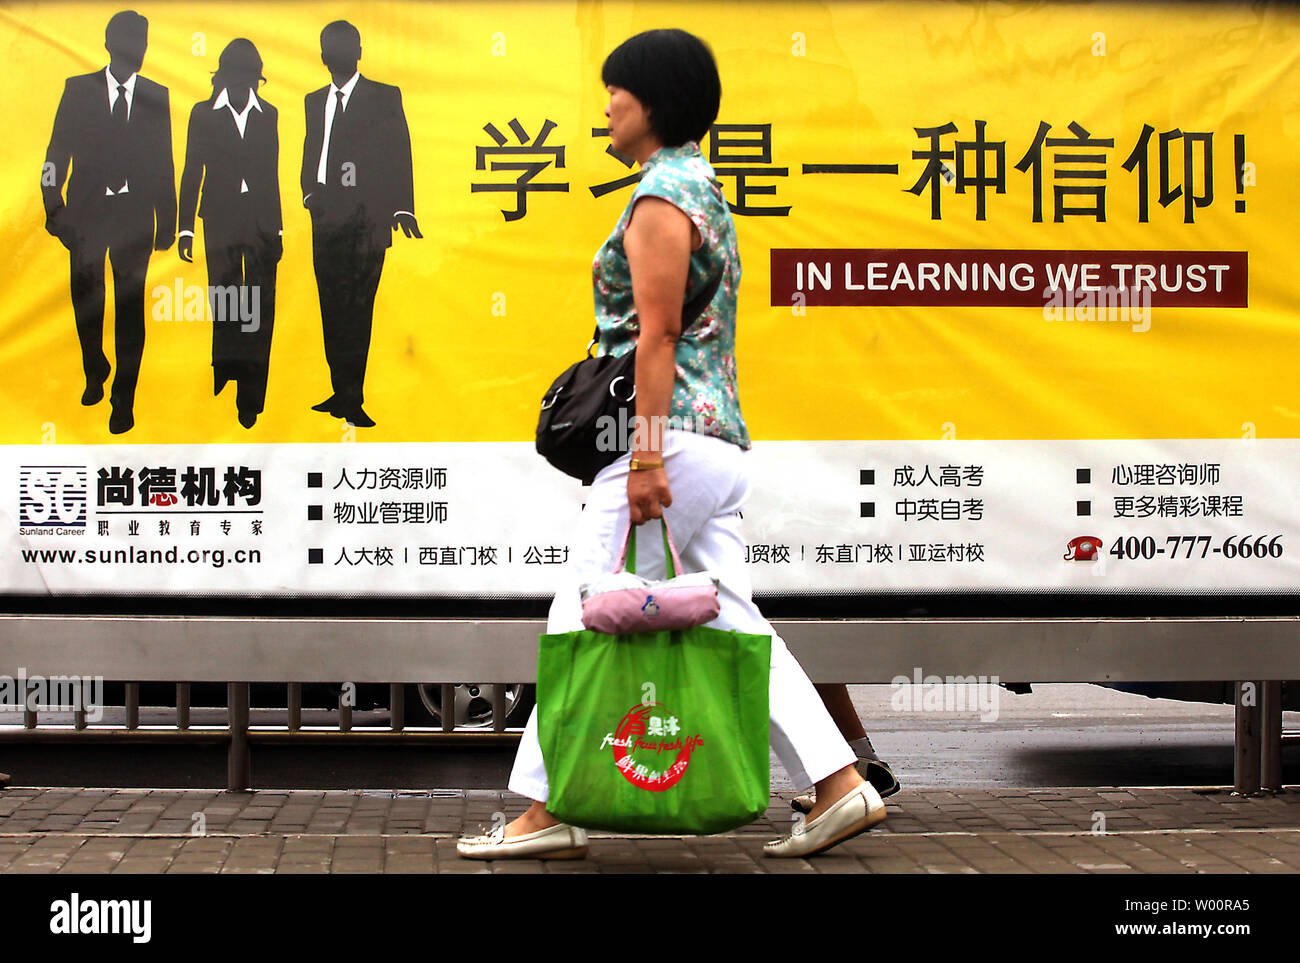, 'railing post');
287,682,302,731
440,683,455,732
389,683,405,731
338,686,353,732
22,679,35,730
492,685,507,733
1234,680,1262,795
227,682,251,792
1261,680,1283,793
73,677,87,730
124,682,139,730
